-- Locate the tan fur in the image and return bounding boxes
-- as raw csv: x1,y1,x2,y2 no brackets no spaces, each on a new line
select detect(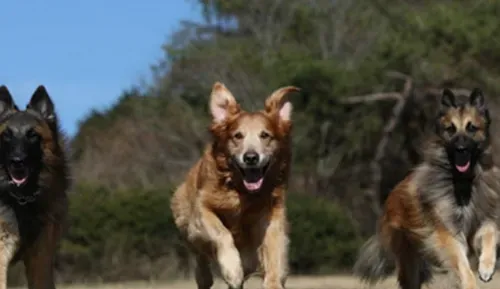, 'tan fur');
379,166,500,289
354,89,500,289
355,154,500,289
171,82,298,289
0,204,19,289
